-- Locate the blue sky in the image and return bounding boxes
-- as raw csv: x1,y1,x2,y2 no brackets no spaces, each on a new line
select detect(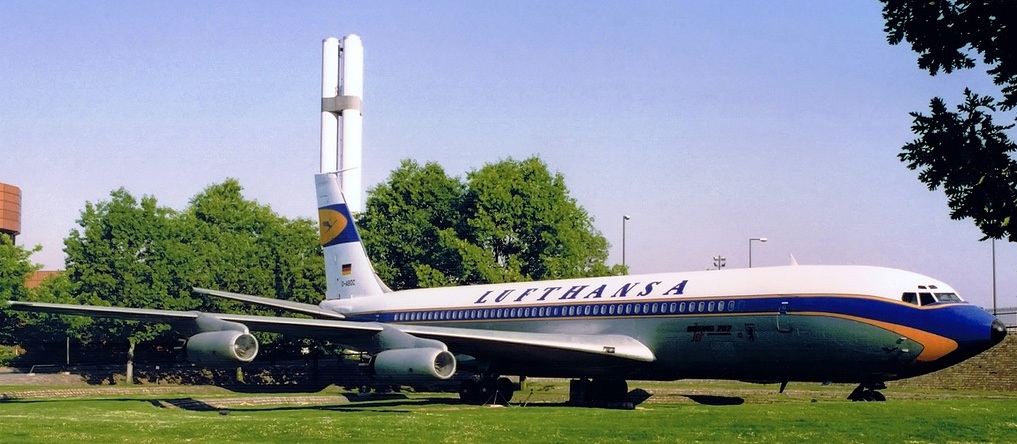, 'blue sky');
1,1,1012,310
